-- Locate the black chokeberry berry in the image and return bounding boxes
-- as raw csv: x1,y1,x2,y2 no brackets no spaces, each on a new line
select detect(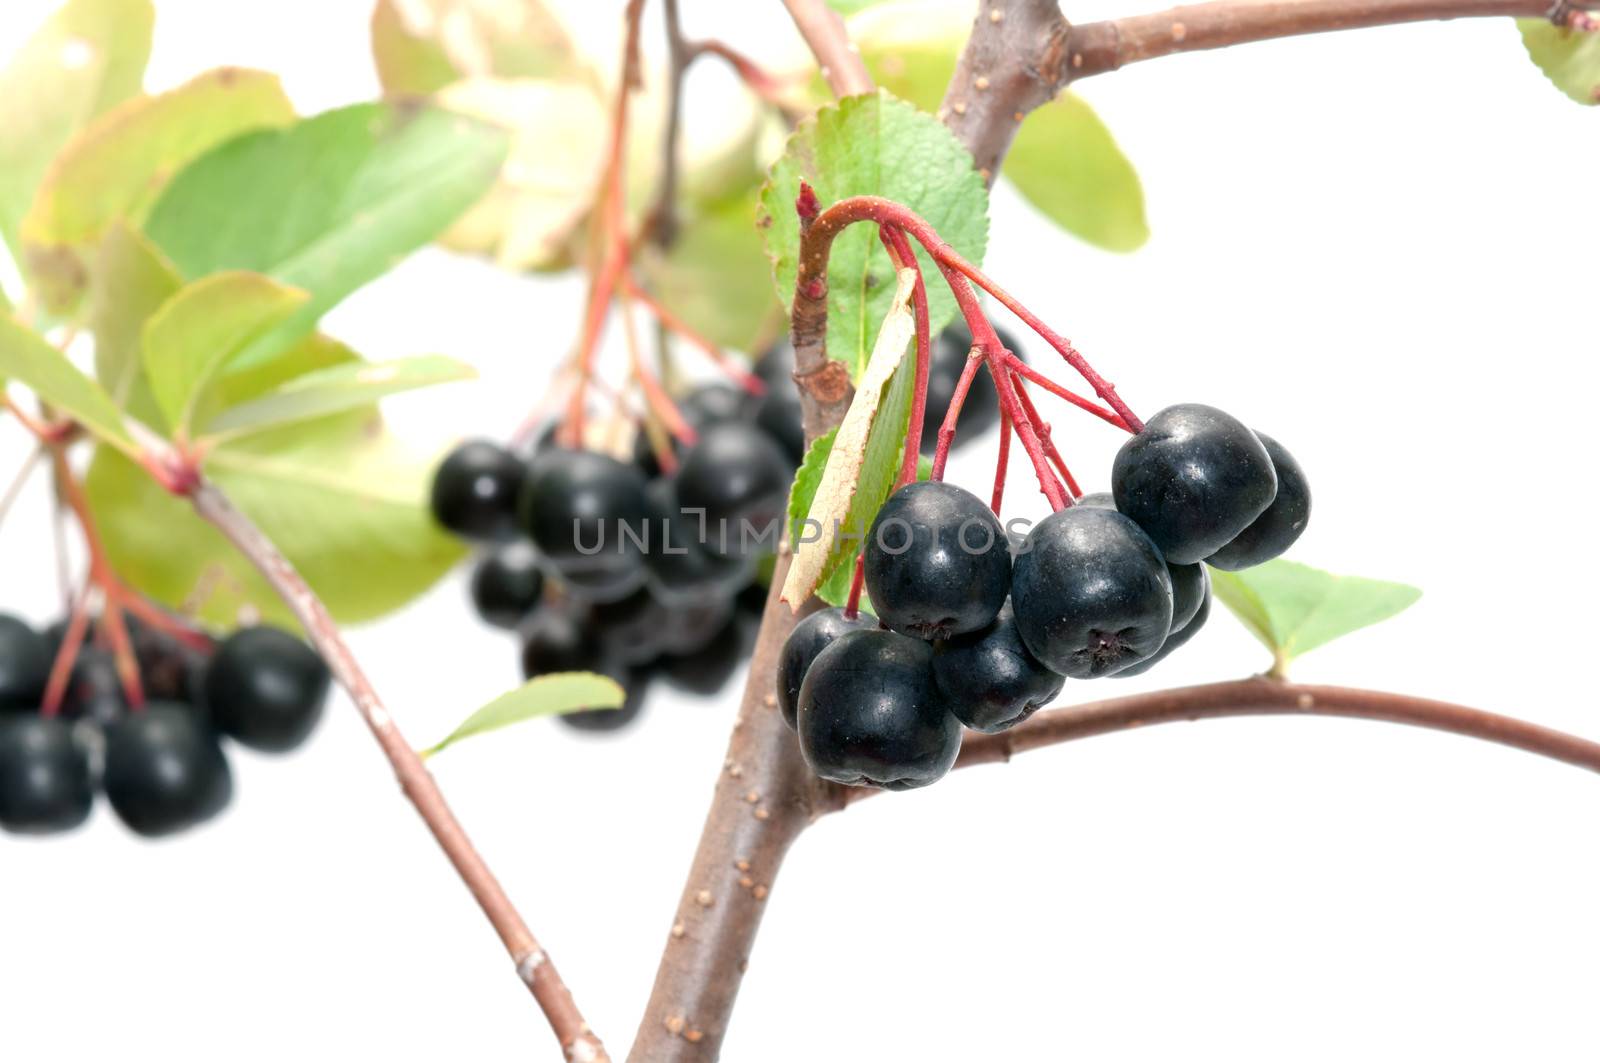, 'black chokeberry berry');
797,629,961,790
430,440,526,542
680,383,752,428
0,614,50,712
592,587,671,666
643,477,751,604
203,626,330,753
1112,404,1277,565
1114,586,1211,678
656,591,737,659
104,704,232,837
864,481,1010,640
470,542,546,629
1206,432,1310,570
753,385,805,464
933,606,1065,733
1076,490,1206,630
519,447,650,582
0,716,93,834
754,337,795,388
521,604,624,683
1011,506,1174,679
775,606,872,730
675,422,791,560
132,627,208,705
659,615,746,696
60,648,129,727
